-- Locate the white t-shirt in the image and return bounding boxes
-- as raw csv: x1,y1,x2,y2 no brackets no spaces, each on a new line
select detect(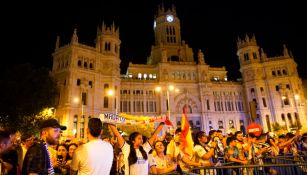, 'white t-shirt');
151,154,172,169
71,139,113,175
193,145,210,164
122,141,152,175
